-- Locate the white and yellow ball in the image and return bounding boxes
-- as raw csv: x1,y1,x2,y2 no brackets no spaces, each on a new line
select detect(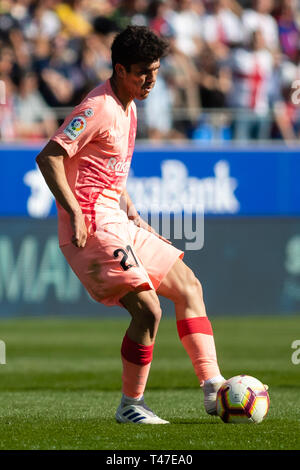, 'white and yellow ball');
216,375,270,424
